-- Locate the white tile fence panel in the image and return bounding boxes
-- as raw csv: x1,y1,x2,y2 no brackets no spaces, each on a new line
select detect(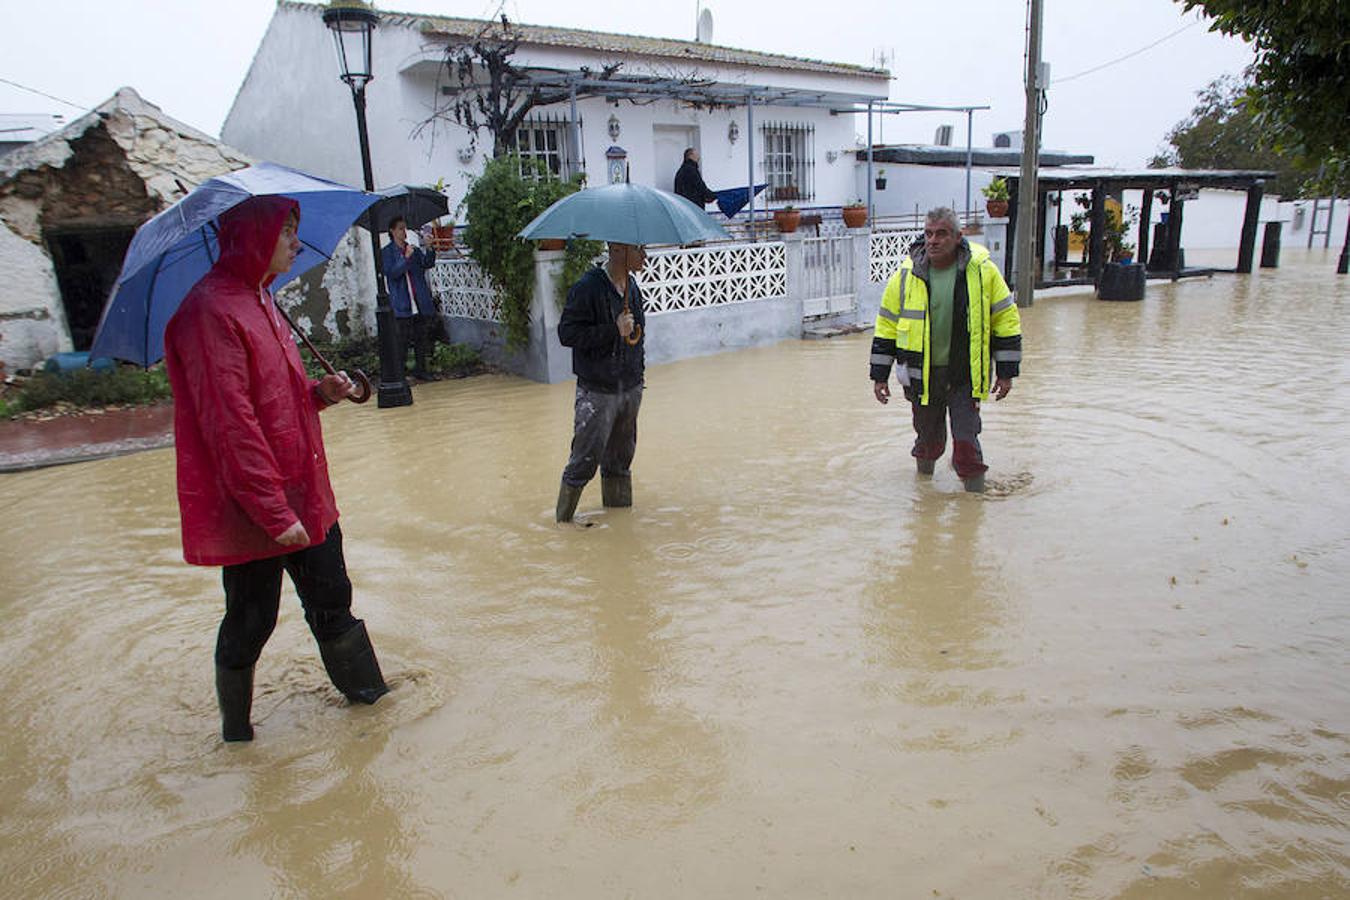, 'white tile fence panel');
429,258,501,322
869,229,922,283
801,235,856,317
640,242,787,315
